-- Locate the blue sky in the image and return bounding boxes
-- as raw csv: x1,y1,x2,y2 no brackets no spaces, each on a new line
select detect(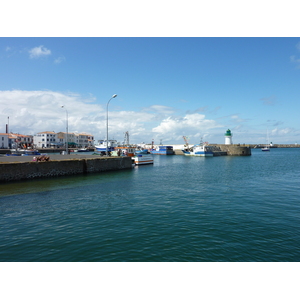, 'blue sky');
1,37,300,145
